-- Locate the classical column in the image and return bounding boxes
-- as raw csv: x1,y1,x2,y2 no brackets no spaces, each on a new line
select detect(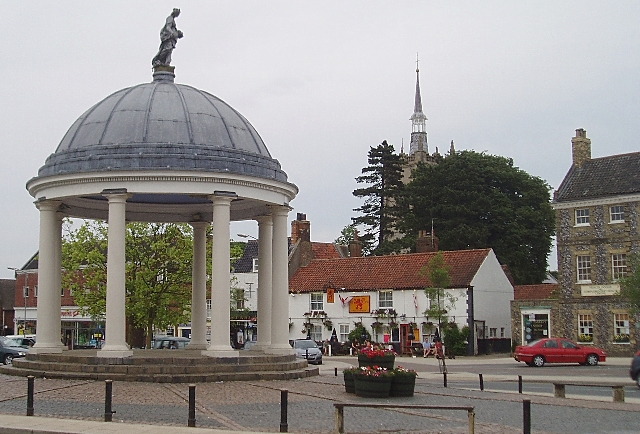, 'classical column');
31,200,64,354
98,191,132,357
203,194,238,357
267,205,294,354
187,222,209,349
253,215,273,351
